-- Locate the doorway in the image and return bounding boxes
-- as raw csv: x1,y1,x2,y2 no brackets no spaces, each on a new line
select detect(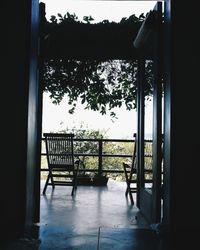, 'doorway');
37,0,164,248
